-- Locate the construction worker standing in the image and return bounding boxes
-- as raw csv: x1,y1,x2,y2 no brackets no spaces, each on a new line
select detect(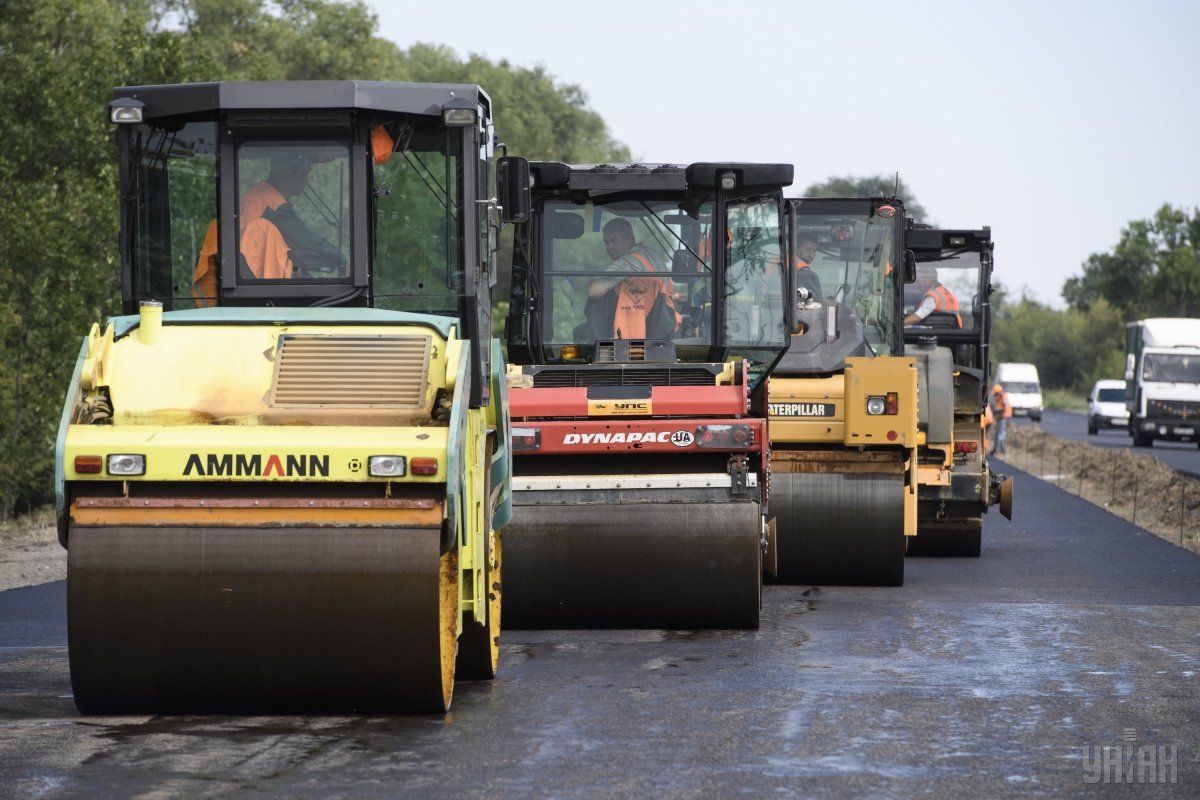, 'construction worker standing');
991,383,1013,454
